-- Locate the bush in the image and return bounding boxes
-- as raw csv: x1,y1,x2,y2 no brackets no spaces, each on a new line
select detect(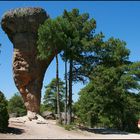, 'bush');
58,123,76,131
64,124,76,131
0,91,9,132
